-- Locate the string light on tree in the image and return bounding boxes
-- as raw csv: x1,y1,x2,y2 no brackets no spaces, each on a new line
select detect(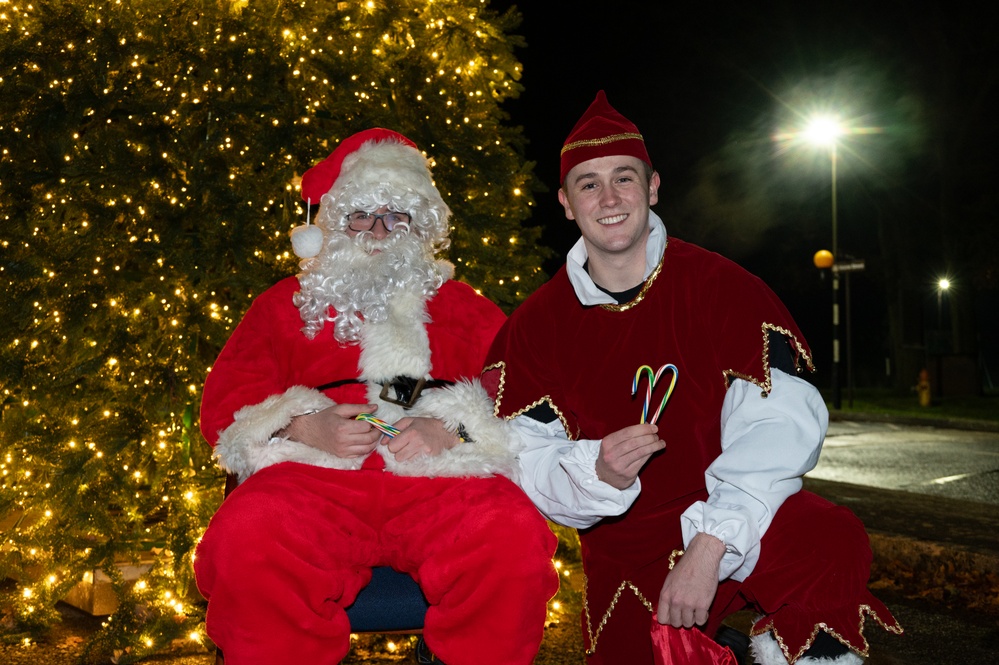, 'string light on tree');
0,0,556,659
